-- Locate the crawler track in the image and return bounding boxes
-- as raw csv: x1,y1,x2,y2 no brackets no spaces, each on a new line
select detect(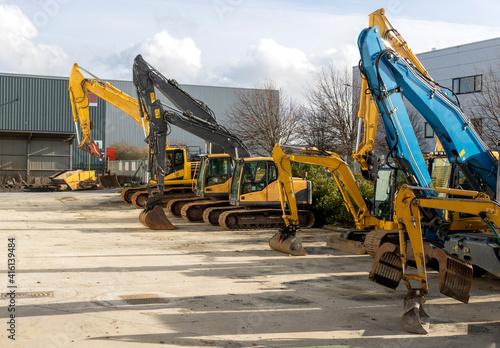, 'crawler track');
219,209,315,230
